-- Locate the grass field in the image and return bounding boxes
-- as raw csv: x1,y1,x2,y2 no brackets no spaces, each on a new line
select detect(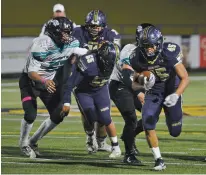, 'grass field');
1,74,206,174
